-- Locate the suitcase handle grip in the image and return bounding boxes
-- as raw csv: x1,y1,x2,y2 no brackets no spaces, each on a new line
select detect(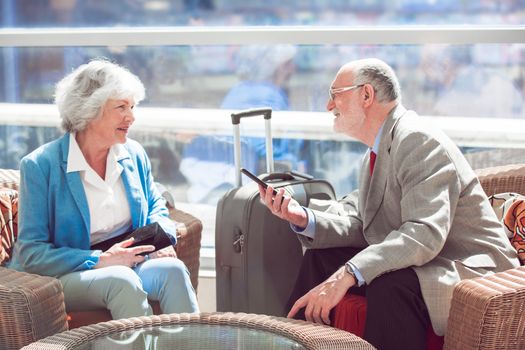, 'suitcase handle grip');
262,171,314,182
288,170,314,180
231,108,272,125
262,172,295,182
